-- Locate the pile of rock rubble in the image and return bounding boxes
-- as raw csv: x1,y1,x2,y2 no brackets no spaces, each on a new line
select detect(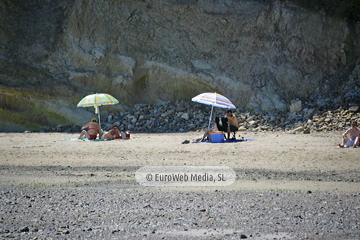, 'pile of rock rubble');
52,99,360,134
